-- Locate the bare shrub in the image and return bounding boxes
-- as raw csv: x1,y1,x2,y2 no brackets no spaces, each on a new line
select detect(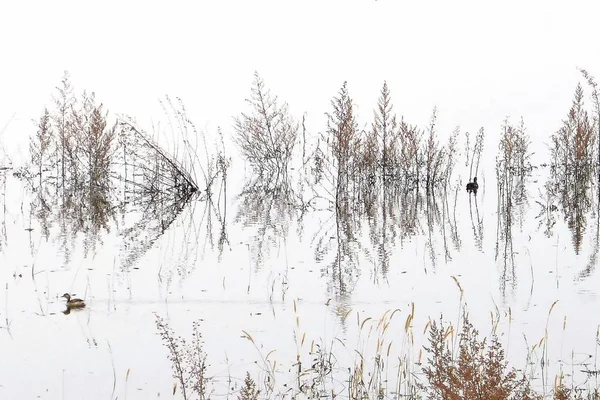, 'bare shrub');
233,72,298,183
